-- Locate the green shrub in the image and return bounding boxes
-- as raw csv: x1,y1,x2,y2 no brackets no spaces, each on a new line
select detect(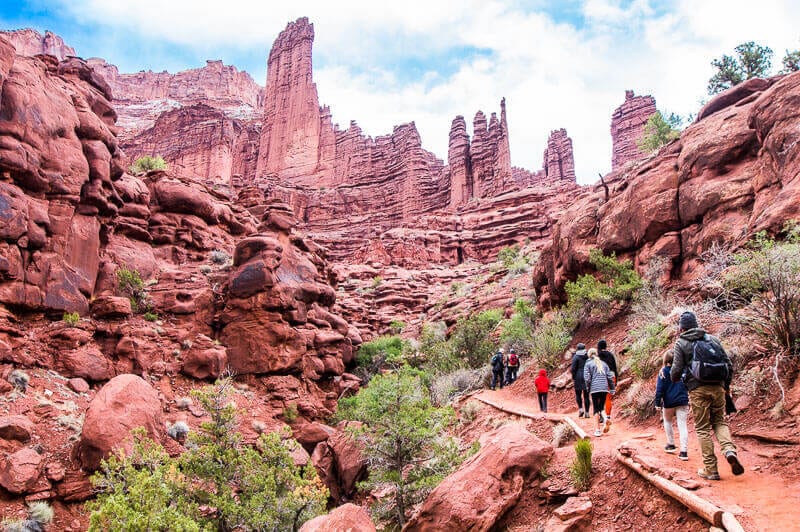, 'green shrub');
116,267,149,313
209,249,230,265
143,312,158,322
87,379,327,531
336,366,459,527
637,111,681,153
449,309,503,369
566,249,642,323
417,322,461,374
460,400,483,423
282,403,298,423
371,276,383,288
529,311,573,371
130,155,167,174
356,335,406,367
627,320,671,379
389,320,406,334
570,438,593,491
497,245,520,269
62,311,80,326
500,298,540,355
430,368,487,406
